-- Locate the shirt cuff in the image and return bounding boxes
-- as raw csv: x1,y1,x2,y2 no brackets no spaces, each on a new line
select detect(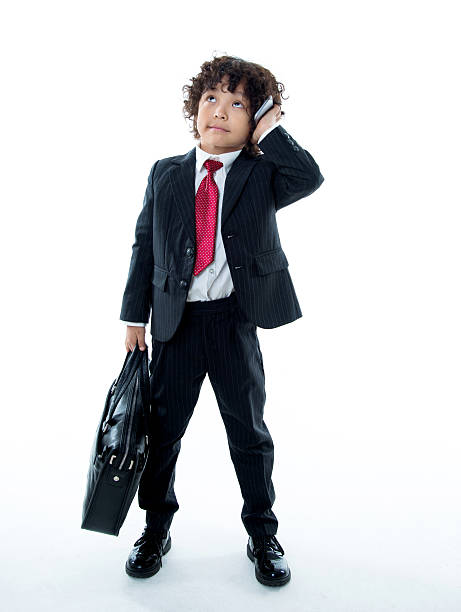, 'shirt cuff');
121,321,146,327
257,123,280,144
